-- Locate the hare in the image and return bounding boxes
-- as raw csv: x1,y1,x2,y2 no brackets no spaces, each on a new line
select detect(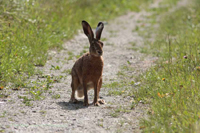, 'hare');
70,20,105,106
